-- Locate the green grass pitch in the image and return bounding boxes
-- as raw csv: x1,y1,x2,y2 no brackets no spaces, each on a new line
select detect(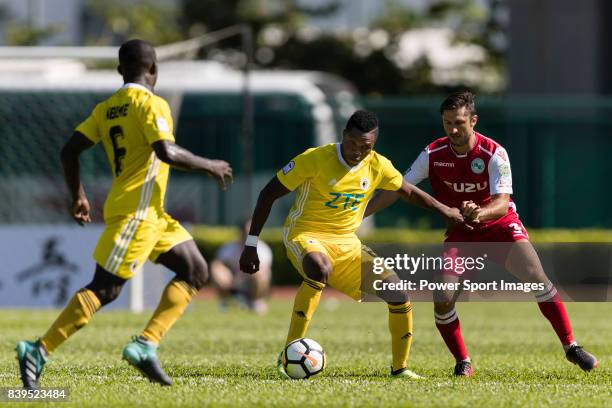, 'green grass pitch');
1,300,610,407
